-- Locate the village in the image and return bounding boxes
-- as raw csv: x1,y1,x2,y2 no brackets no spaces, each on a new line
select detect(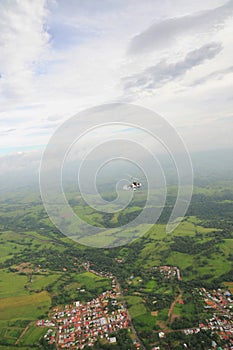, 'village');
155,287,233,350
153,265,182,281
36,265,233,350
38,290,129,349
37,277,135,349
197,287,233,349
